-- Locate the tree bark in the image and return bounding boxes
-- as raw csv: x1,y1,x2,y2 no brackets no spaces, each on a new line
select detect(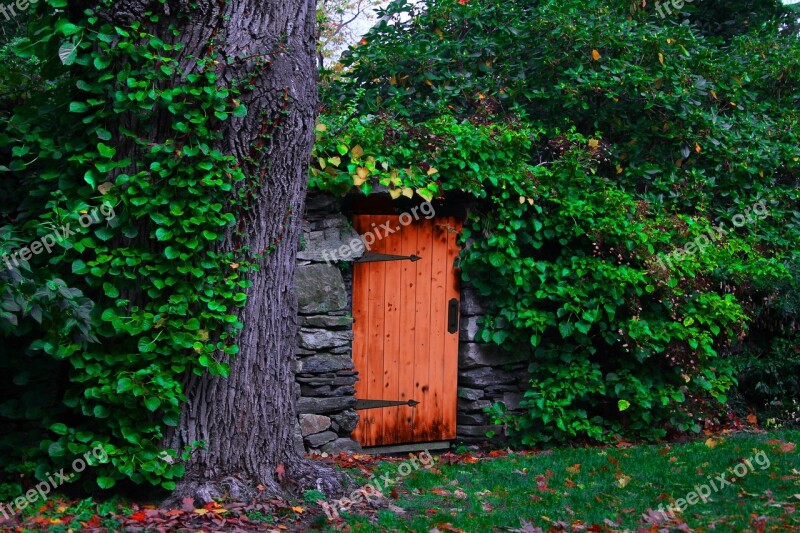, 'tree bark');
105,0,345,504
